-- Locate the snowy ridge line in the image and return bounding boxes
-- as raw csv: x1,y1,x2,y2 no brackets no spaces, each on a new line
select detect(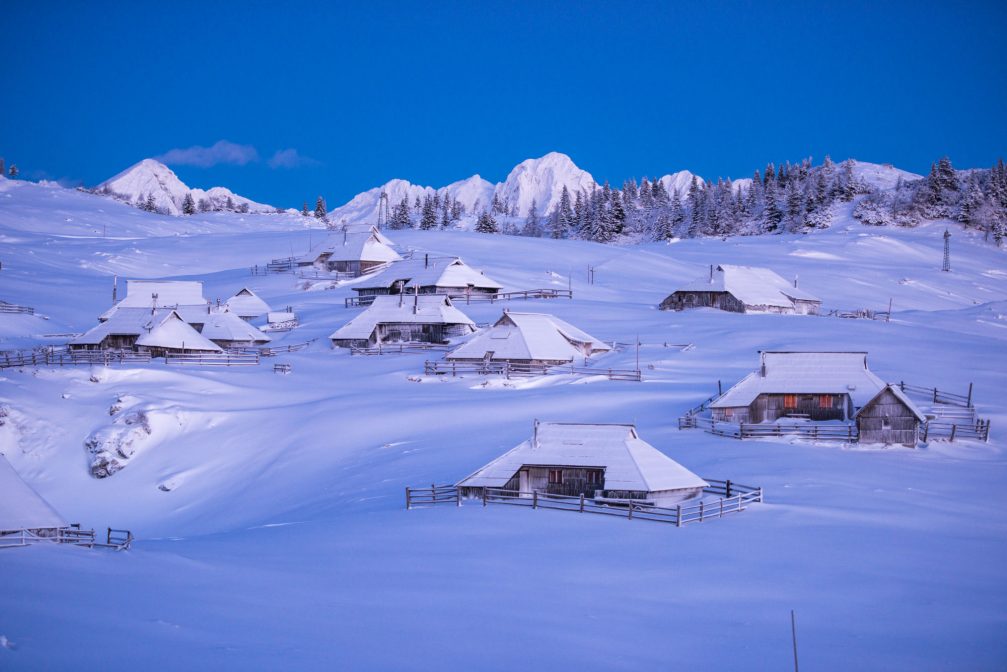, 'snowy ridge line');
404,484,764,527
